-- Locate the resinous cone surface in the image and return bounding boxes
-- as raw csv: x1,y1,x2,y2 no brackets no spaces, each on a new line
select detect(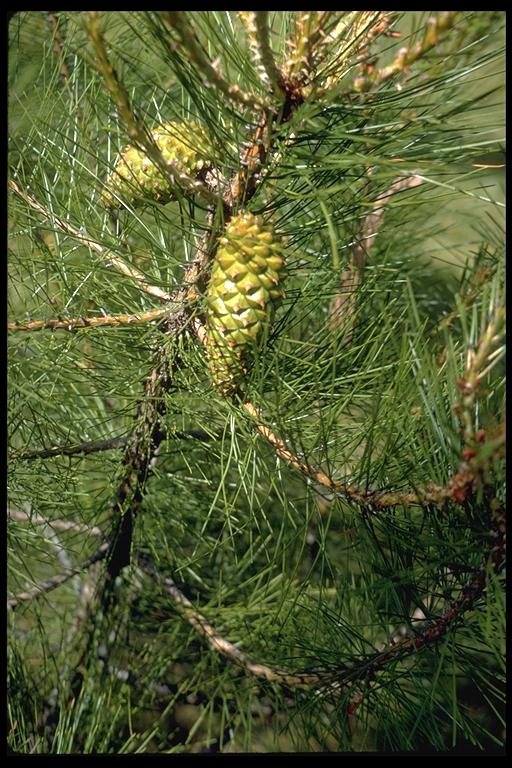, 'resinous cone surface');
102,120,209,208
206,212,286,395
